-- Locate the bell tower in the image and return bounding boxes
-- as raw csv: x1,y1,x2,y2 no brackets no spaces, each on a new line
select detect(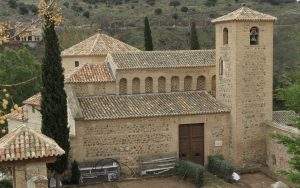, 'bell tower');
212,6,277,167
